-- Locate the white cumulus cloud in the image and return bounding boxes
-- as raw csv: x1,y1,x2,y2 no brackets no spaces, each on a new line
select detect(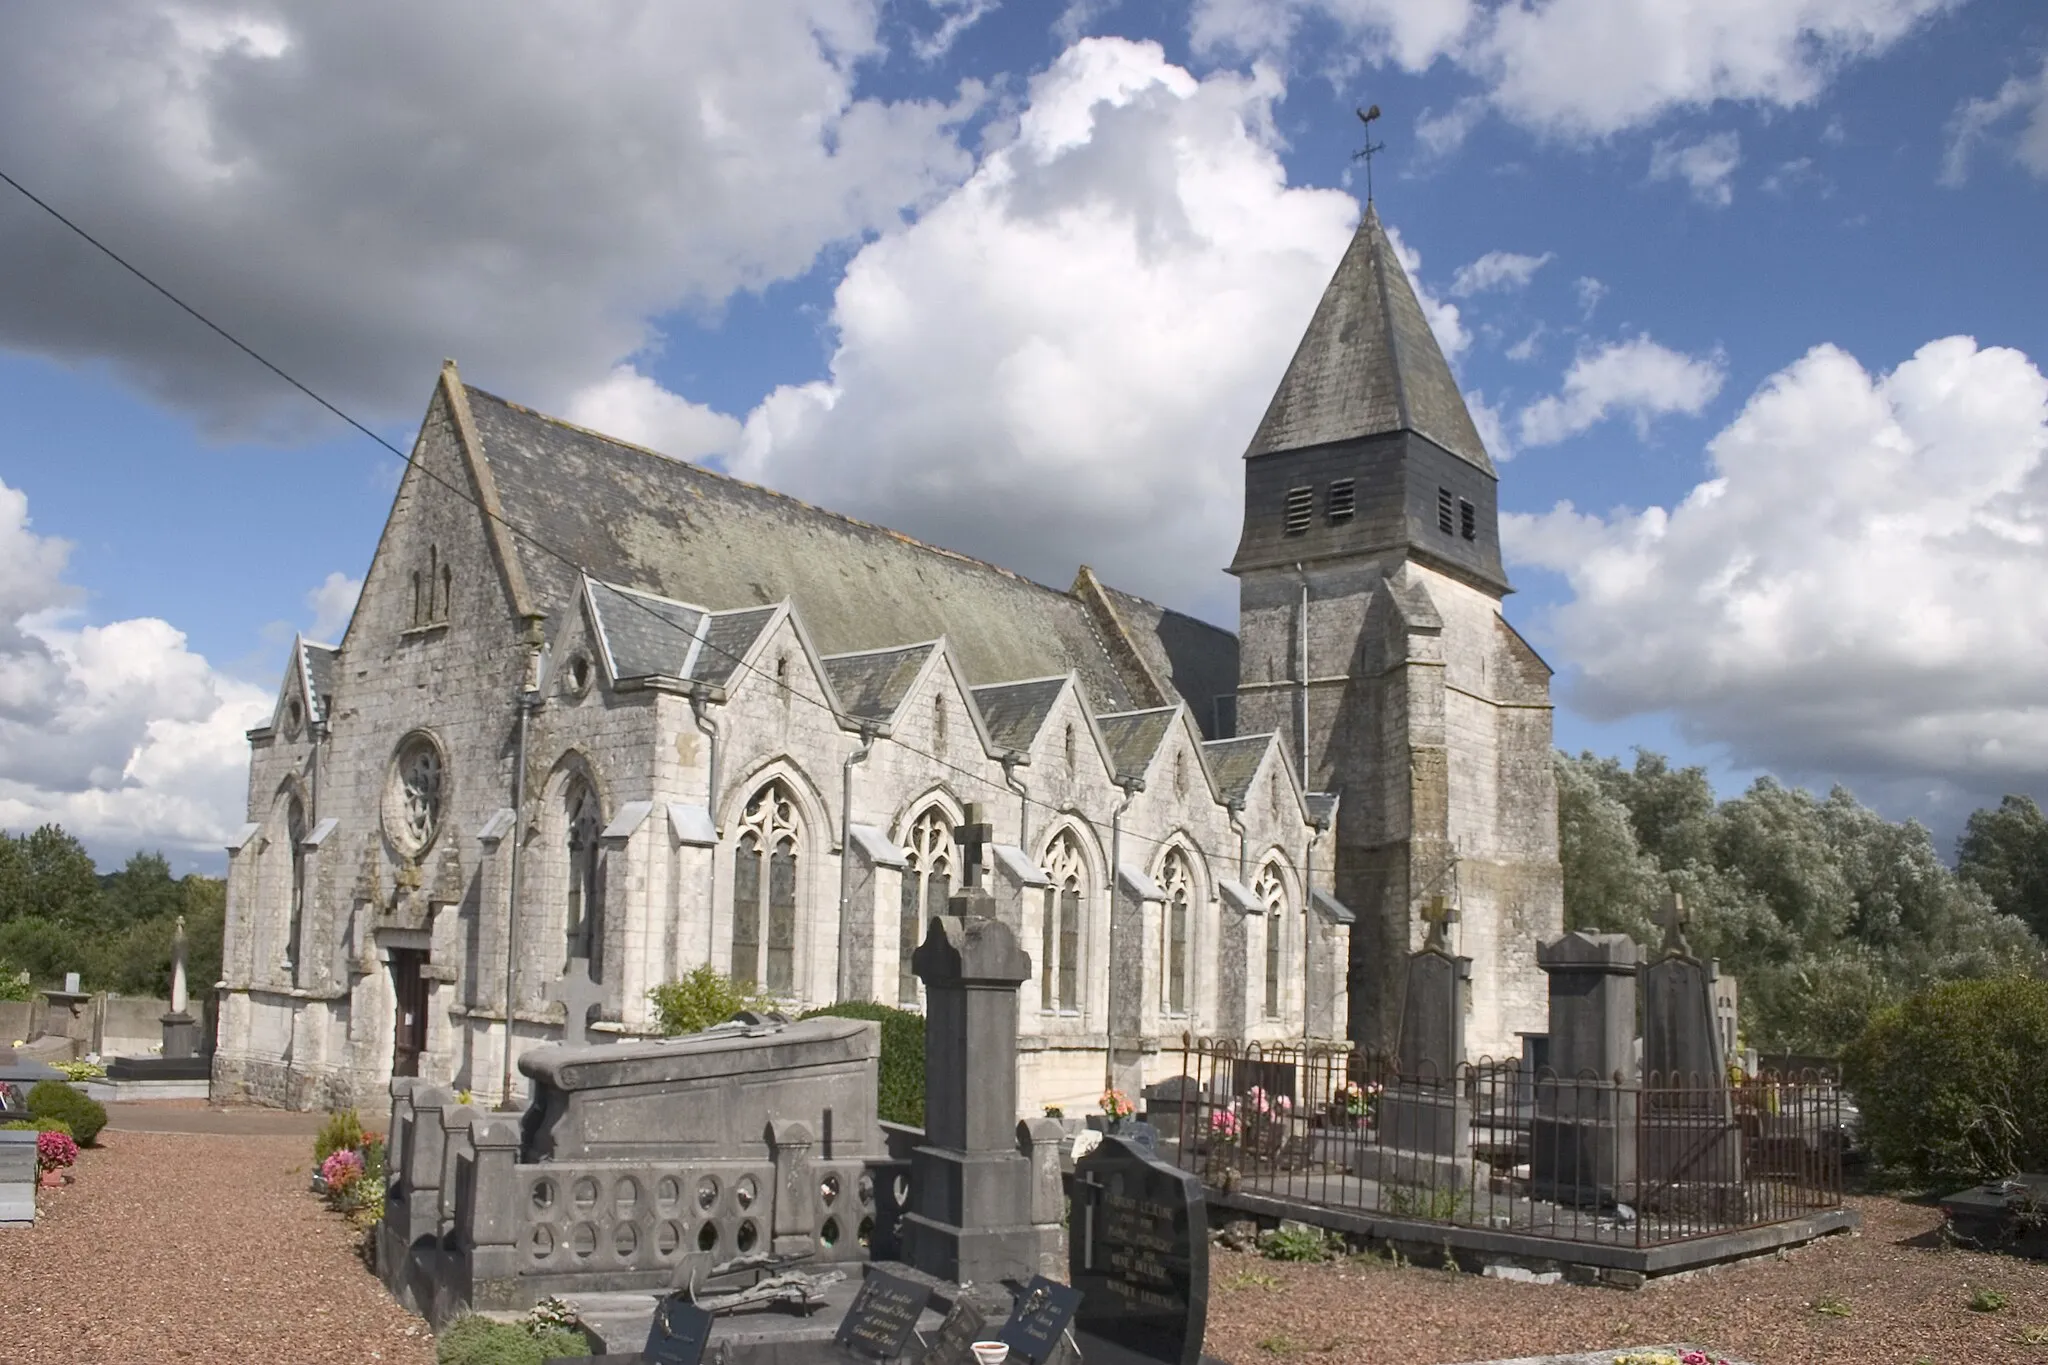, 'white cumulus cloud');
1649,131,1742,206
1450,250,1555,297
305,571,362,644
1942,58,2048,186
1505,336,2048,809
0,478,269,858
563,366,744,464
1517,337,1726,447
